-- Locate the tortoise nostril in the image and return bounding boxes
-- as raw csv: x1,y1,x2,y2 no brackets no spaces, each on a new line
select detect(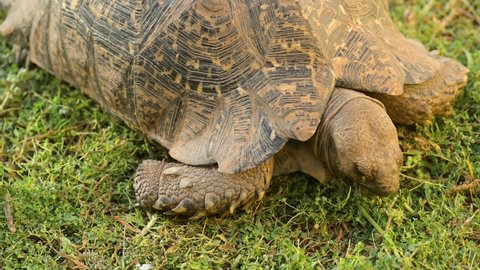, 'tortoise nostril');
378,181,400,196
353,158,400,196
372,166,400,196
